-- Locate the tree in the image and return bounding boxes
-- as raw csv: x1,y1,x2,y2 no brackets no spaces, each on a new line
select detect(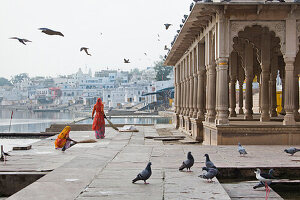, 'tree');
11,73,29,84
0,77,12,86
154,57,173,81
